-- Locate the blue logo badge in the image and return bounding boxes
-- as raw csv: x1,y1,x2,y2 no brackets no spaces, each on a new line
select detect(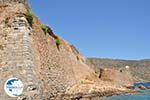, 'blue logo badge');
4,78,24,97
